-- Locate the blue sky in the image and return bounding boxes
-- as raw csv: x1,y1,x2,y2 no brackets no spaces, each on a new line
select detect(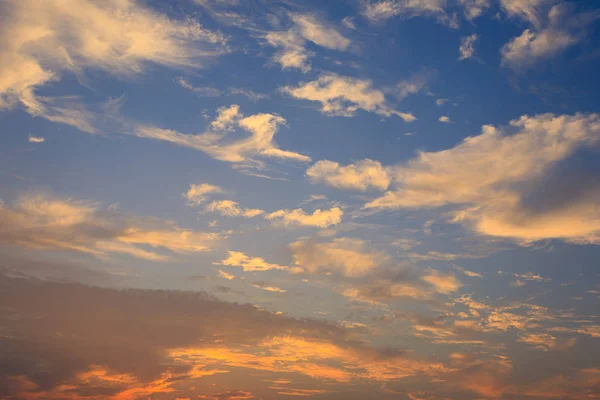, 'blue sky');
1,0,600,399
